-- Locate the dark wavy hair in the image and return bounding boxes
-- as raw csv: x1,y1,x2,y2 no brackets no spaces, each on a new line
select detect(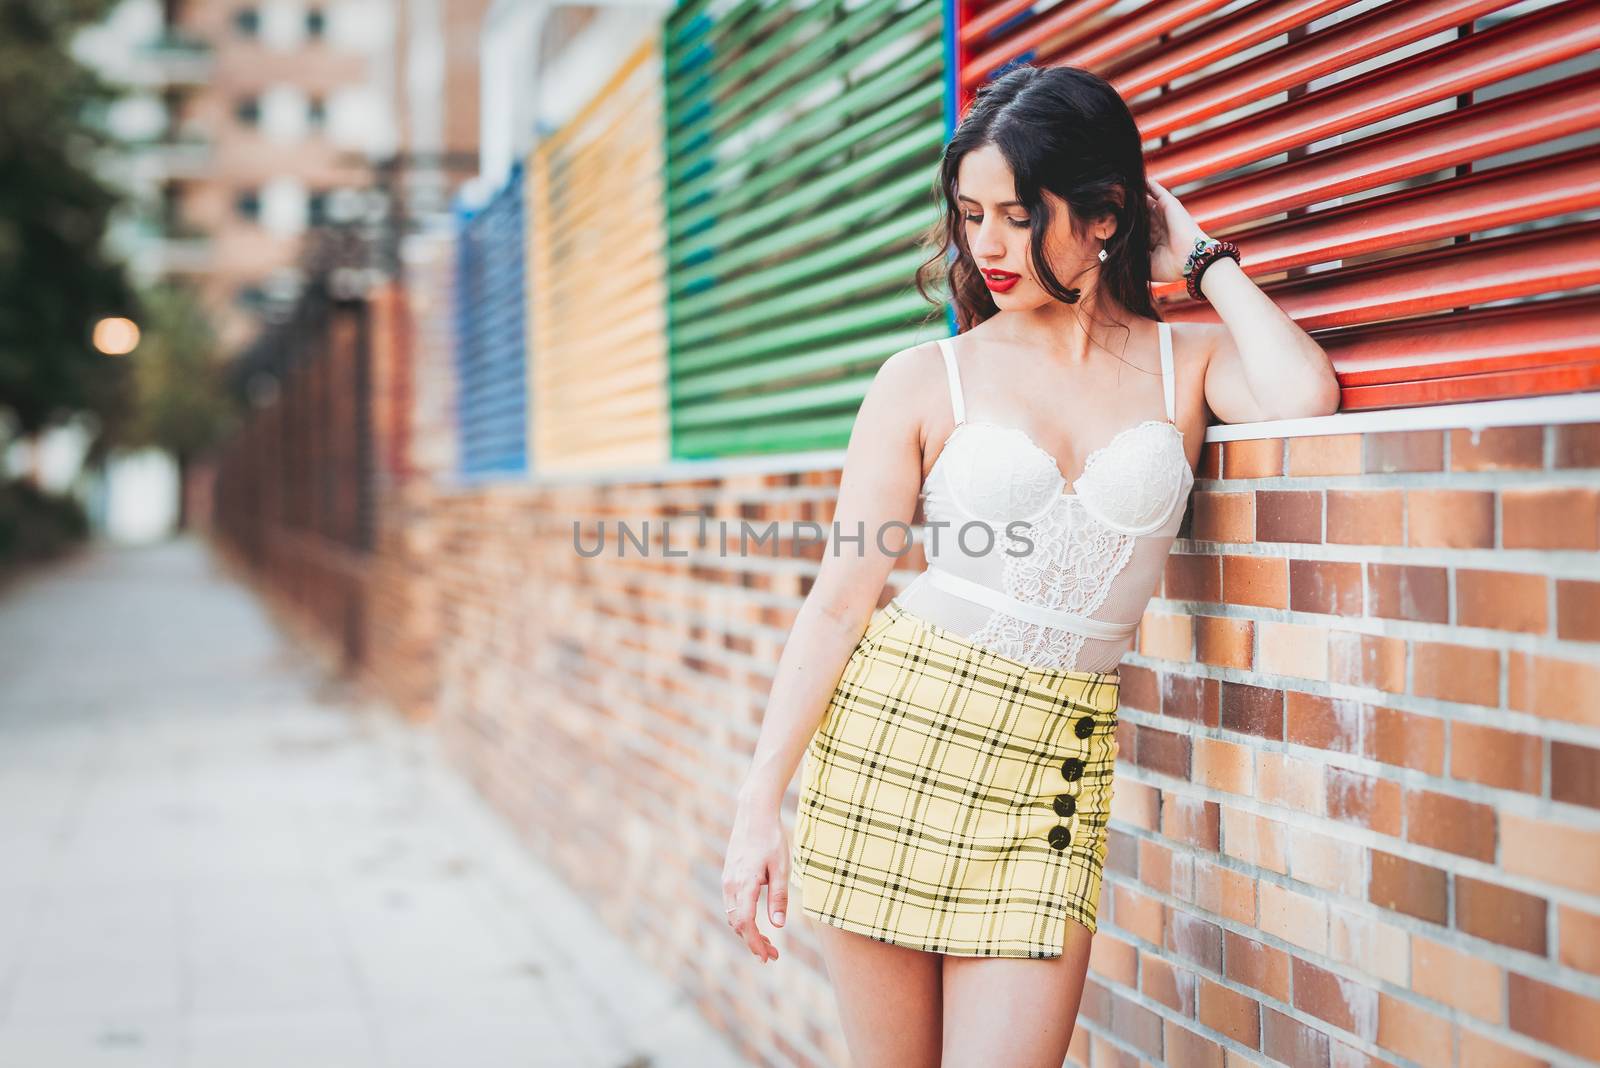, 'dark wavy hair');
915,63,1162,338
